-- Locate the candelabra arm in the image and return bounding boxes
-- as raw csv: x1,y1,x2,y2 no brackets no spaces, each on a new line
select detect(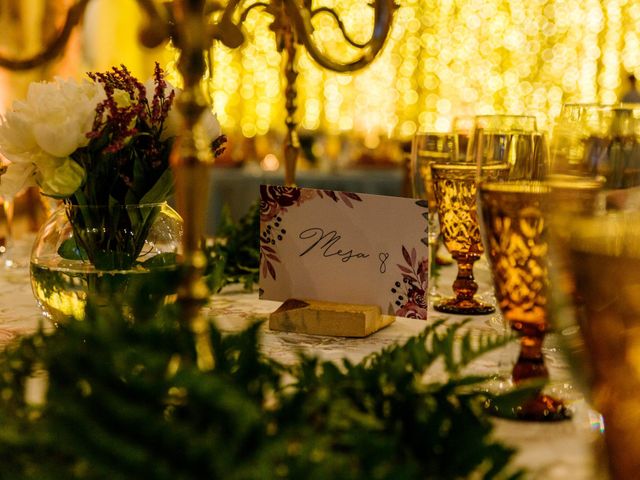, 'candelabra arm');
284,0,395,73
136,0,173,48
211,0,246,48
310,7,368,49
